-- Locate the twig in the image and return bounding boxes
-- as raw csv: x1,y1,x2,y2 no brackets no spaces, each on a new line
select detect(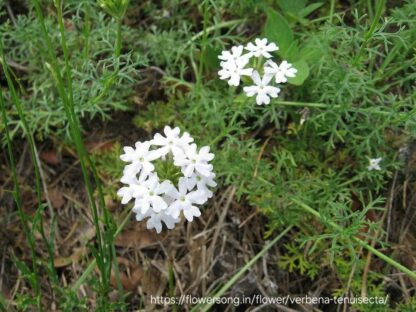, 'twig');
207,186,236,263
239,210,259,228
6,60,29,73
5,3,17,27
253,137,271,178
